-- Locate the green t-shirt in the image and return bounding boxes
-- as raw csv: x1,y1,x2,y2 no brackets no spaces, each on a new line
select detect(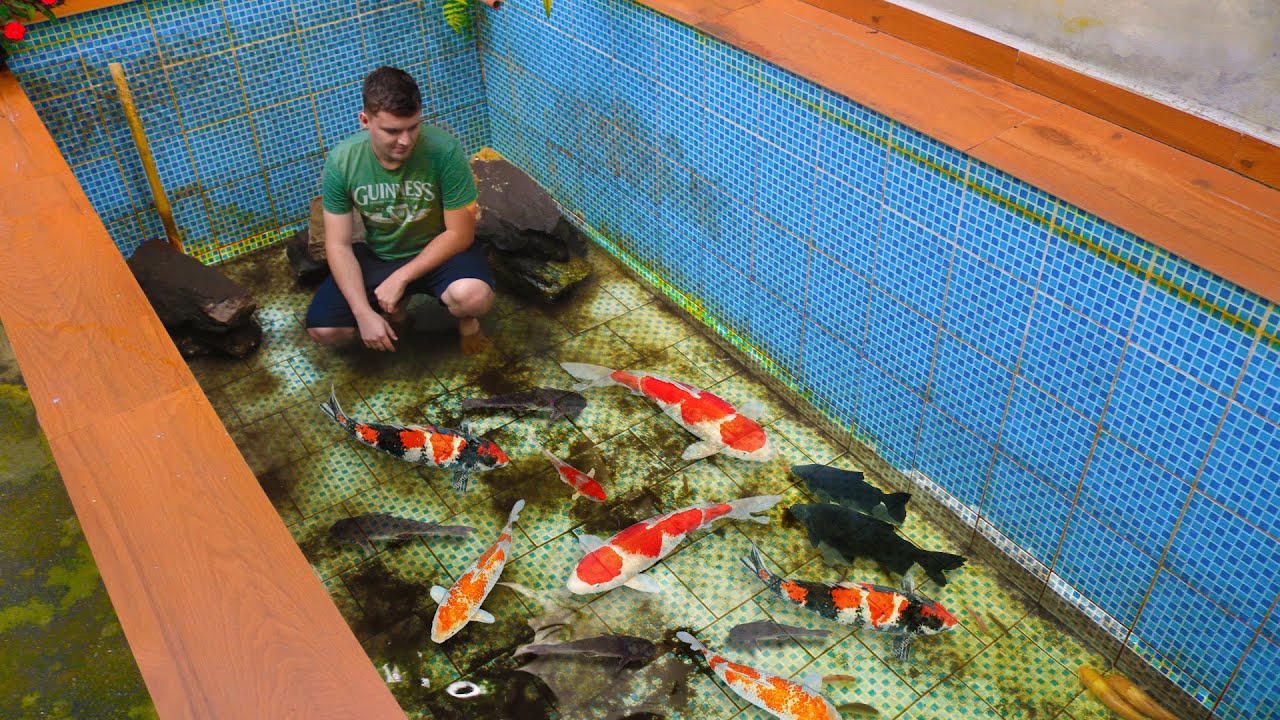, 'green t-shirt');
321,126,478,261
